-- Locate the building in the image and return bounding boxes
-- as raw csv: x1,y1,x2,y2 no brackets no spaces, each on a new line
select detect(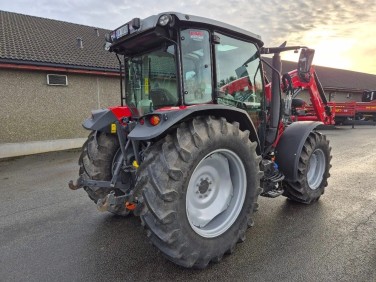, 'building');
0,10,120,158
1,10,376,158
276,60,376,103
